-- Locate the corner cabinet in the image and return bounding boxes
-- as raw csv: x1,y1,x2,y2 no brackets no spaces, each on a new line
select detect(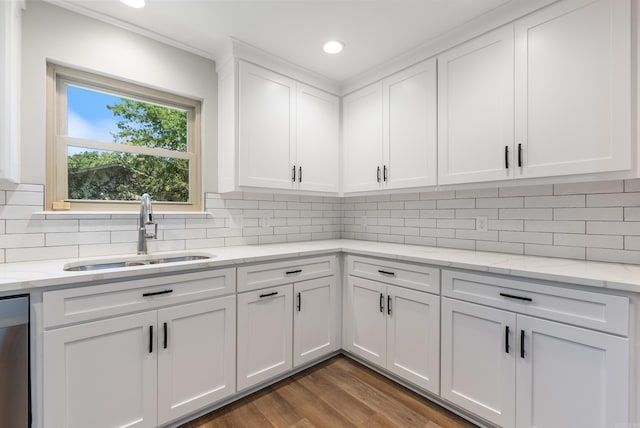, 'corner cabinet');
345,256,441,394
43,269,237,428
438,0,631,185
343,59,437,193
219,60,339,194
440,269,630,428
